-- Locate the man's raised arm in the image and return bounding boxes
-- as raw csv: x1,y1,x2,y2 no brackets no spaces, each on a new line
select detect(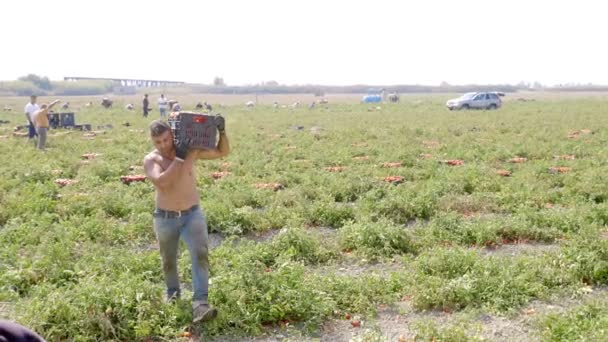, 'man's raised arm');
38,100,61,116
48,99,60,109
